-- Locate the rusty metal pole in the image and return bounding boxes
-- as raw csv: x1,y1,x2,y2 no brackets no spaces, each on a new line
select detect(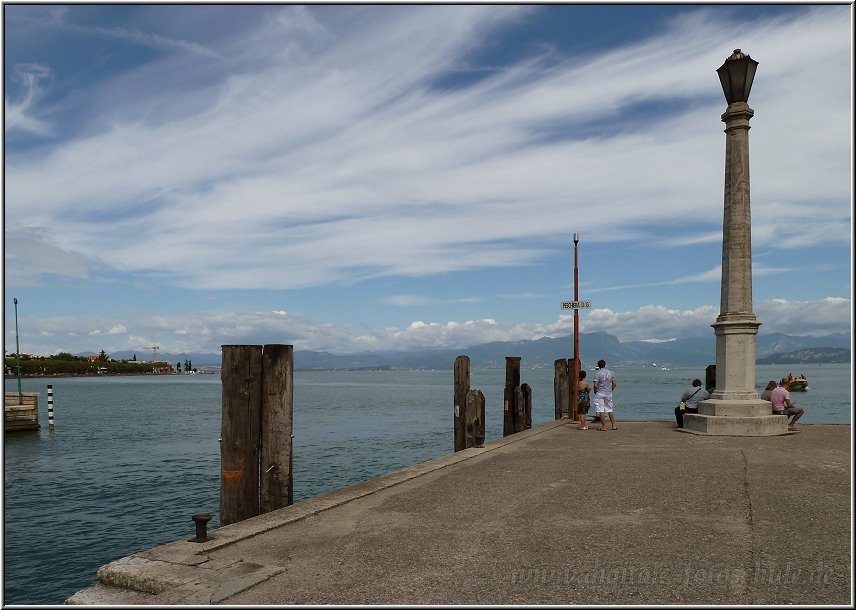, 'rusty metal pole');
572,234,580,422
